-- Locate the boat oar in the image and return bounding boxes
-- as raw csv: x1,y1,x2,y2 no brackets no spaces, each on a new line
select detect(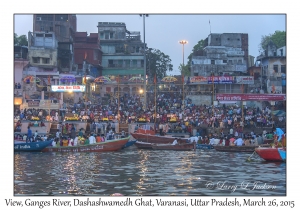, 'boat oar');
246,151,257,162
